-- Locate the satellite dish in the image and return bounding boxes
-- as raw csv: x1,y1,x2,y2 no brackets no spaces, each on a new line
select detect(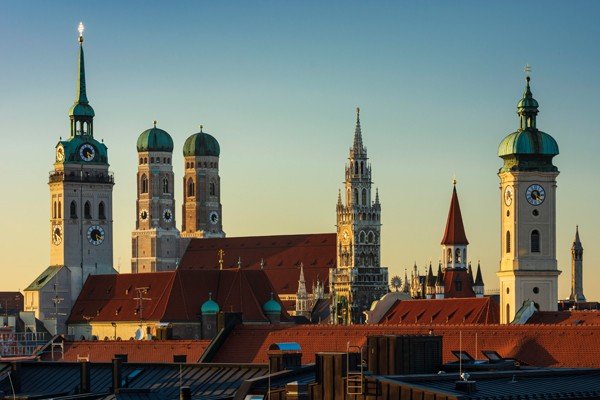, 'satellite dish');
135,328,144,340
390,275,402,292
